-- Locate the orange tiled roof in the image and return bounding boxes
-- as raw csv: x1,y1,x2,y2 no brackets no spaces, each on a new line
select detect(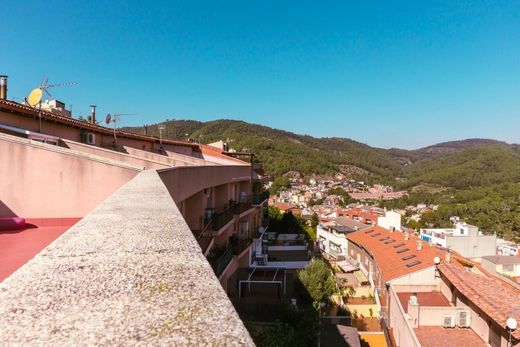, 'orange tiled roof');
347,226,445,282
0,99,198,148
438,263,520,340
198,143,248,164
